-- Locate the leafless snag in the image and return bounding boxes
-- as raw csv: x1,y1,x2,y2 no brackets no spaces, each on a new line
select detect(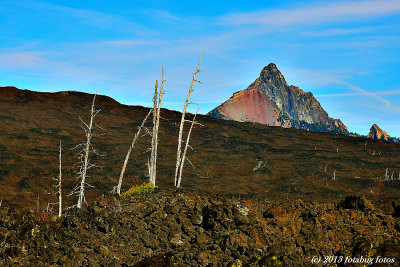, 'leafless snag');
36,194,40,212
175,53,204,187
177,108,199,188
47,141,63,216
113,109,152,195
70,90,103,209
253,161,266,171
150,80,158,184
149,68,165,186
